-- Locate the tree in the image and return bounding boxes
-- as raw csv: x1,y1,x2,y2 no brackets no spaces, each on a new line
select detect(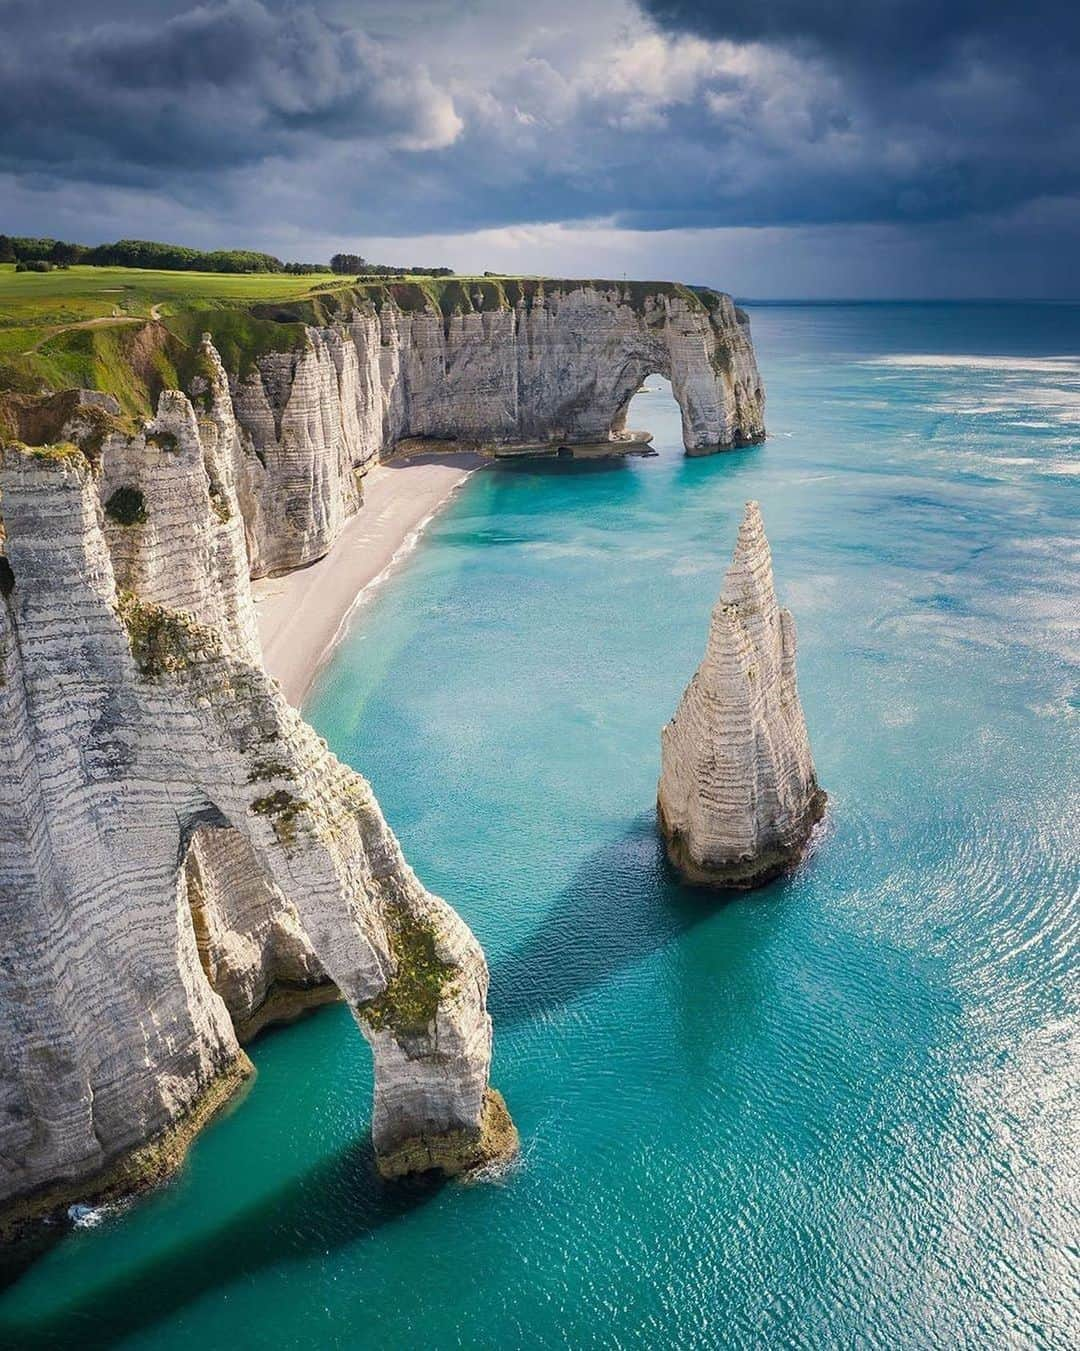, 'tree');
331,252,366,274
0,235,15,263
49,240,85,266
